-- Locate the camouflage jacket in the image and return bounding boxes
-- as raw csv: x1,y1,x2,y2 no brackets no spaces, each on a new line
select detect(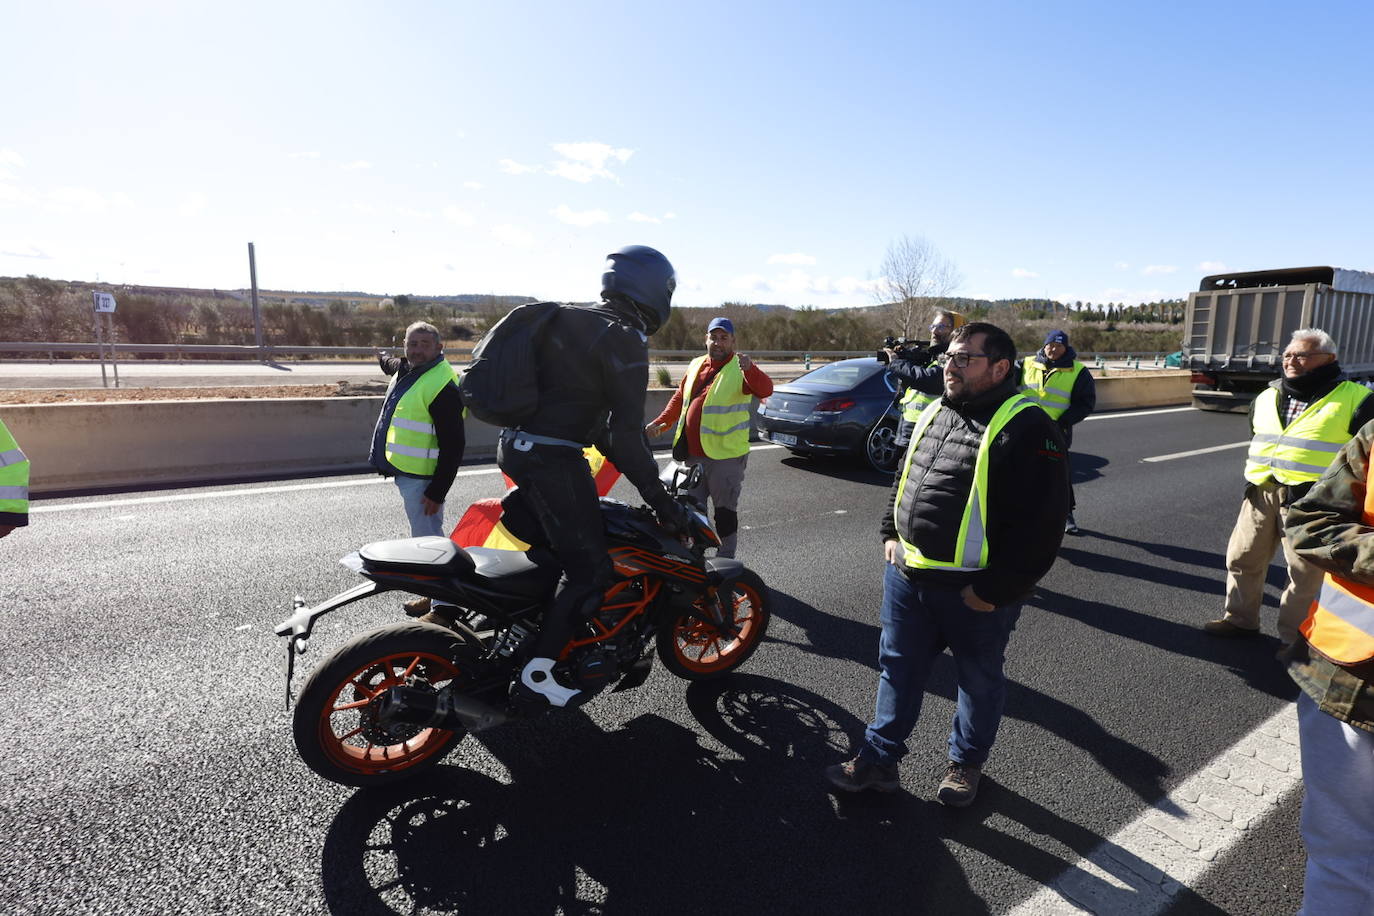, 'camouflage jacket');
1285,422,1374,732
